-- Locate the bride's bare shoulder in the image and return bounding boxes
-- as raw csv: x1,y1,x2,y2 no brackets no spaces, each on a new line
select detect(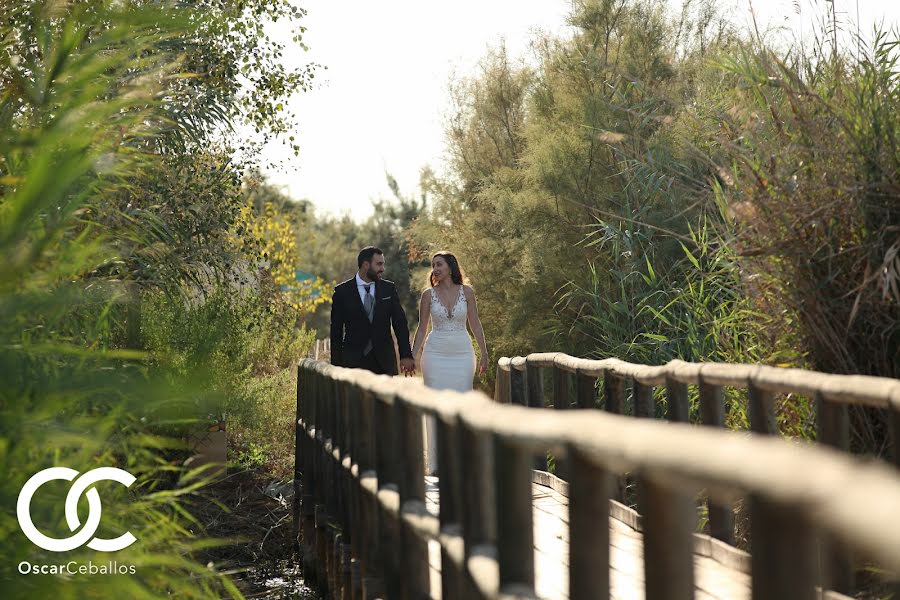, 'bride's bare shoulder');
462,284,476,297
420,288,433,302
